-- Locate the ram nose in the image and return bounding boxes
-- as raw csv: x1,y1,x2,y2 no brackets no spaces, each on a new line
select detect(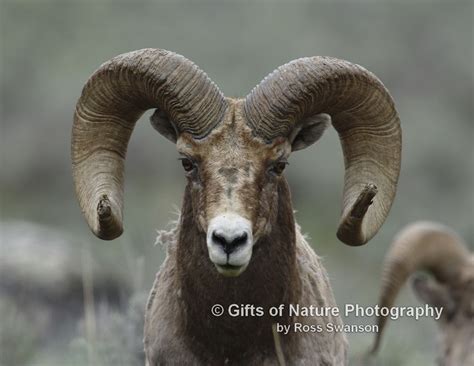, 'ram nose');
211,231,249,254
206,213,253,277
